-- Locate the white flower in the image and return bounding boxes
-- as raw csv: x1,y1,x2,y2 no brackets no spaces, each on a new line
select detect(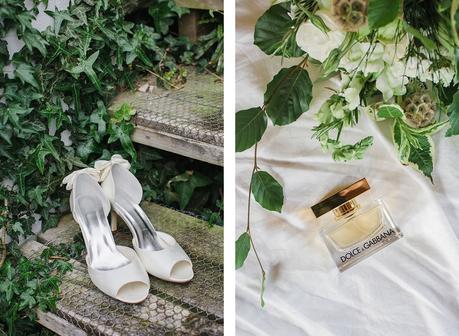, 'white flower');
383,36,408,64
376,61,408,101
316,97,347,123
296,10,345,62
340,74,364,109
340,42,385,76
431,67,455,86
